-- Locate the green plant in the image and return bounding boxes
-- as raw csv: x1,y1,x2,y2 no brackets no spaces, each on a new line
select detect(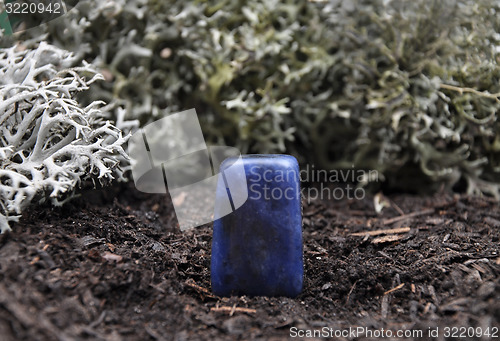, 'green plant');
2,0,499,198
